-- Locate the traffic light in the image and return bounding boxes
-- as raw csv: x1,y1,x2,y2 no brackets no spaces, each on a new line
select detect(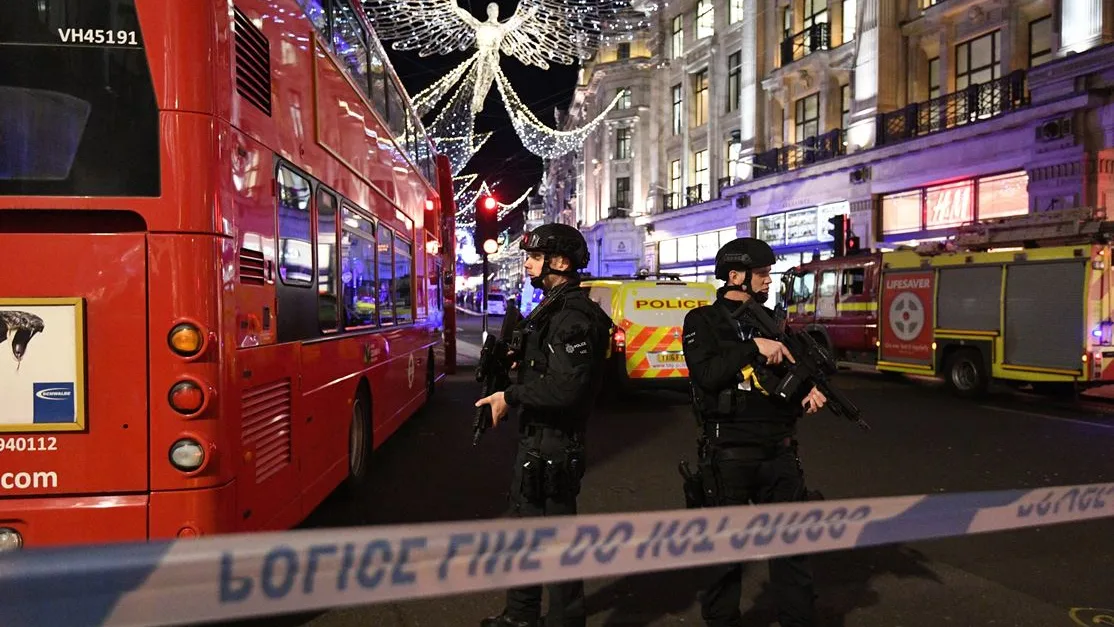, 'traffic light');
846,232,861,255
828,214,848,257
474,194,499,257
827,214,861,257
